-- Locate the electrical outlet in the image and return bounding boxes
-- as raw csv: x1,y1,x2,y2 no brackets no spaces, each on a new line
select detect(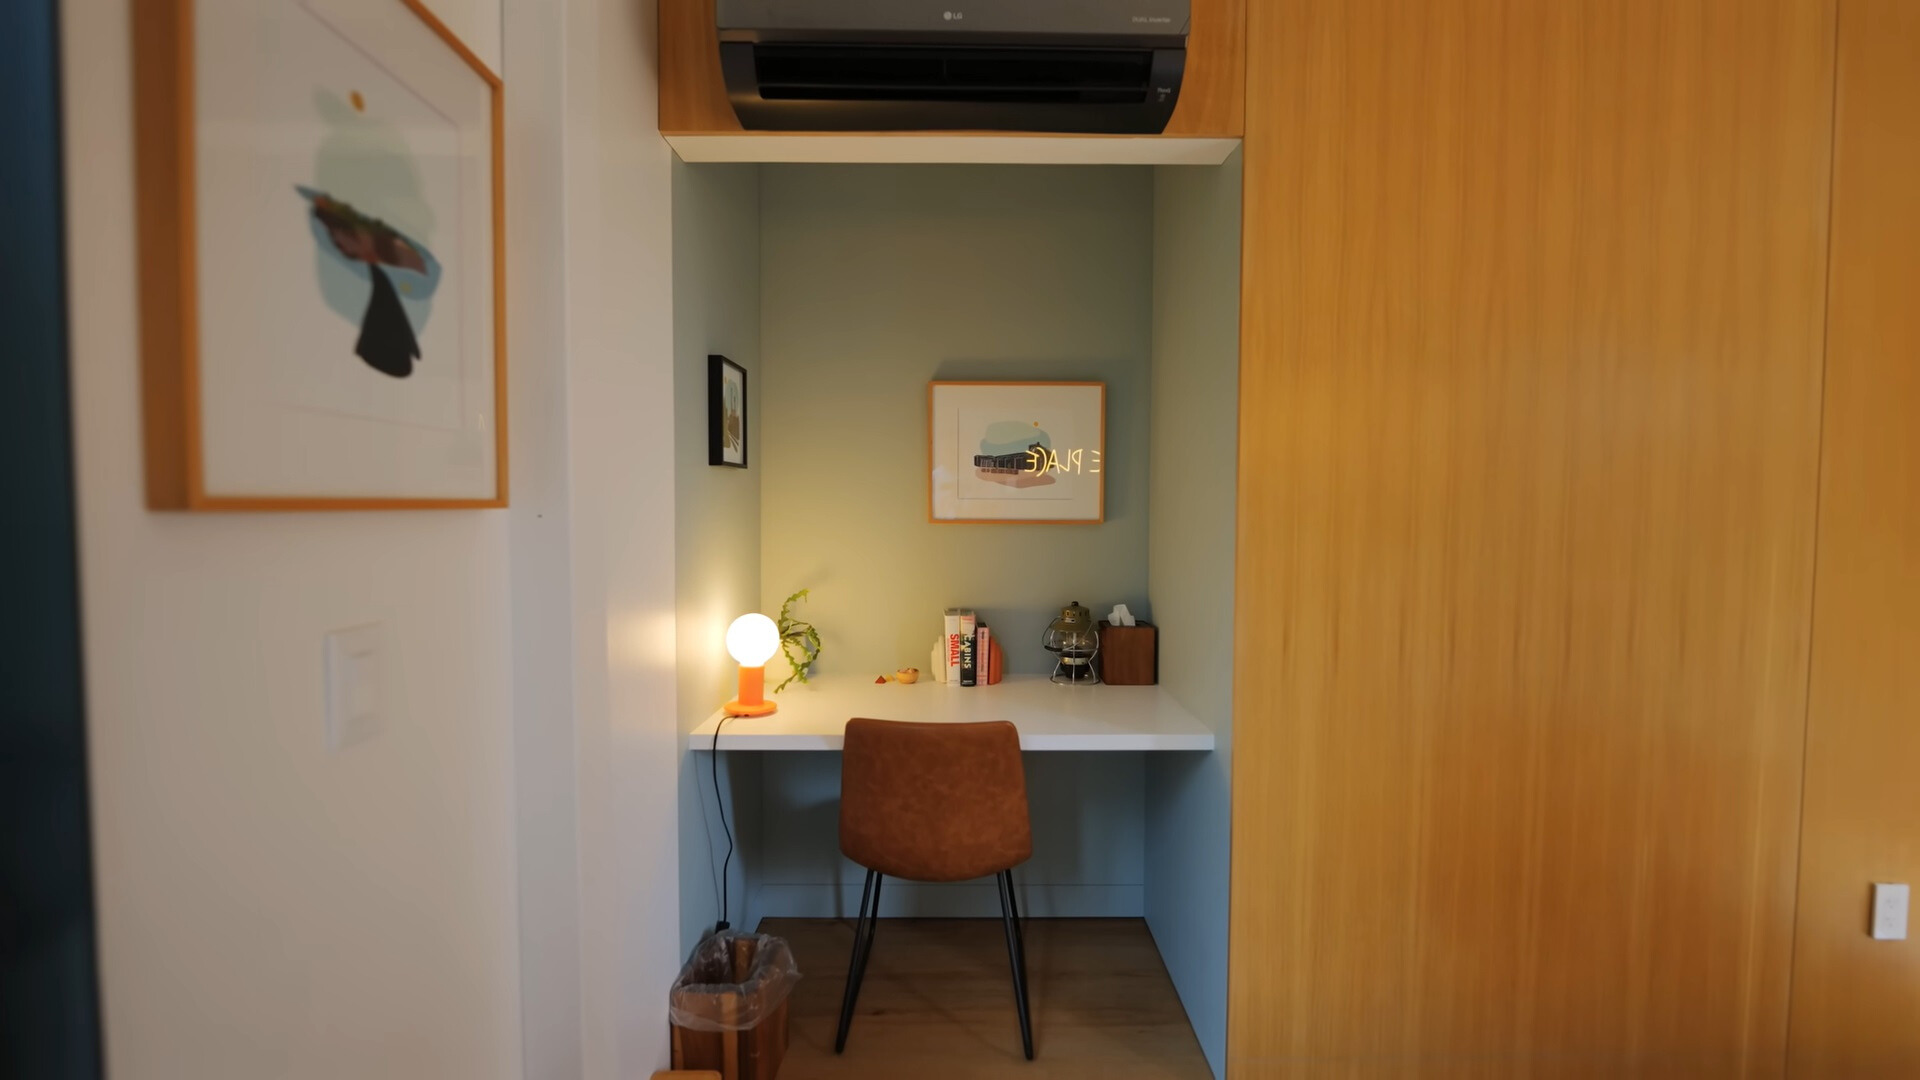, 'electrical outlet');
1871,883,1909,941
